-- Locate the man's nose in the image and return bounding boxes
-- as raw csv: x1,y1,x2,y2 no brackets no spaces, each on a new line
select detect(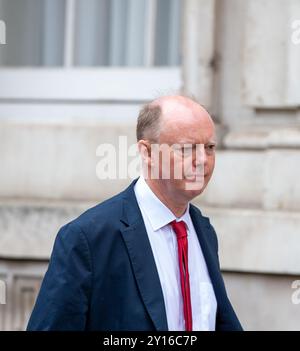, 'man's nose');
193,144,206,168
